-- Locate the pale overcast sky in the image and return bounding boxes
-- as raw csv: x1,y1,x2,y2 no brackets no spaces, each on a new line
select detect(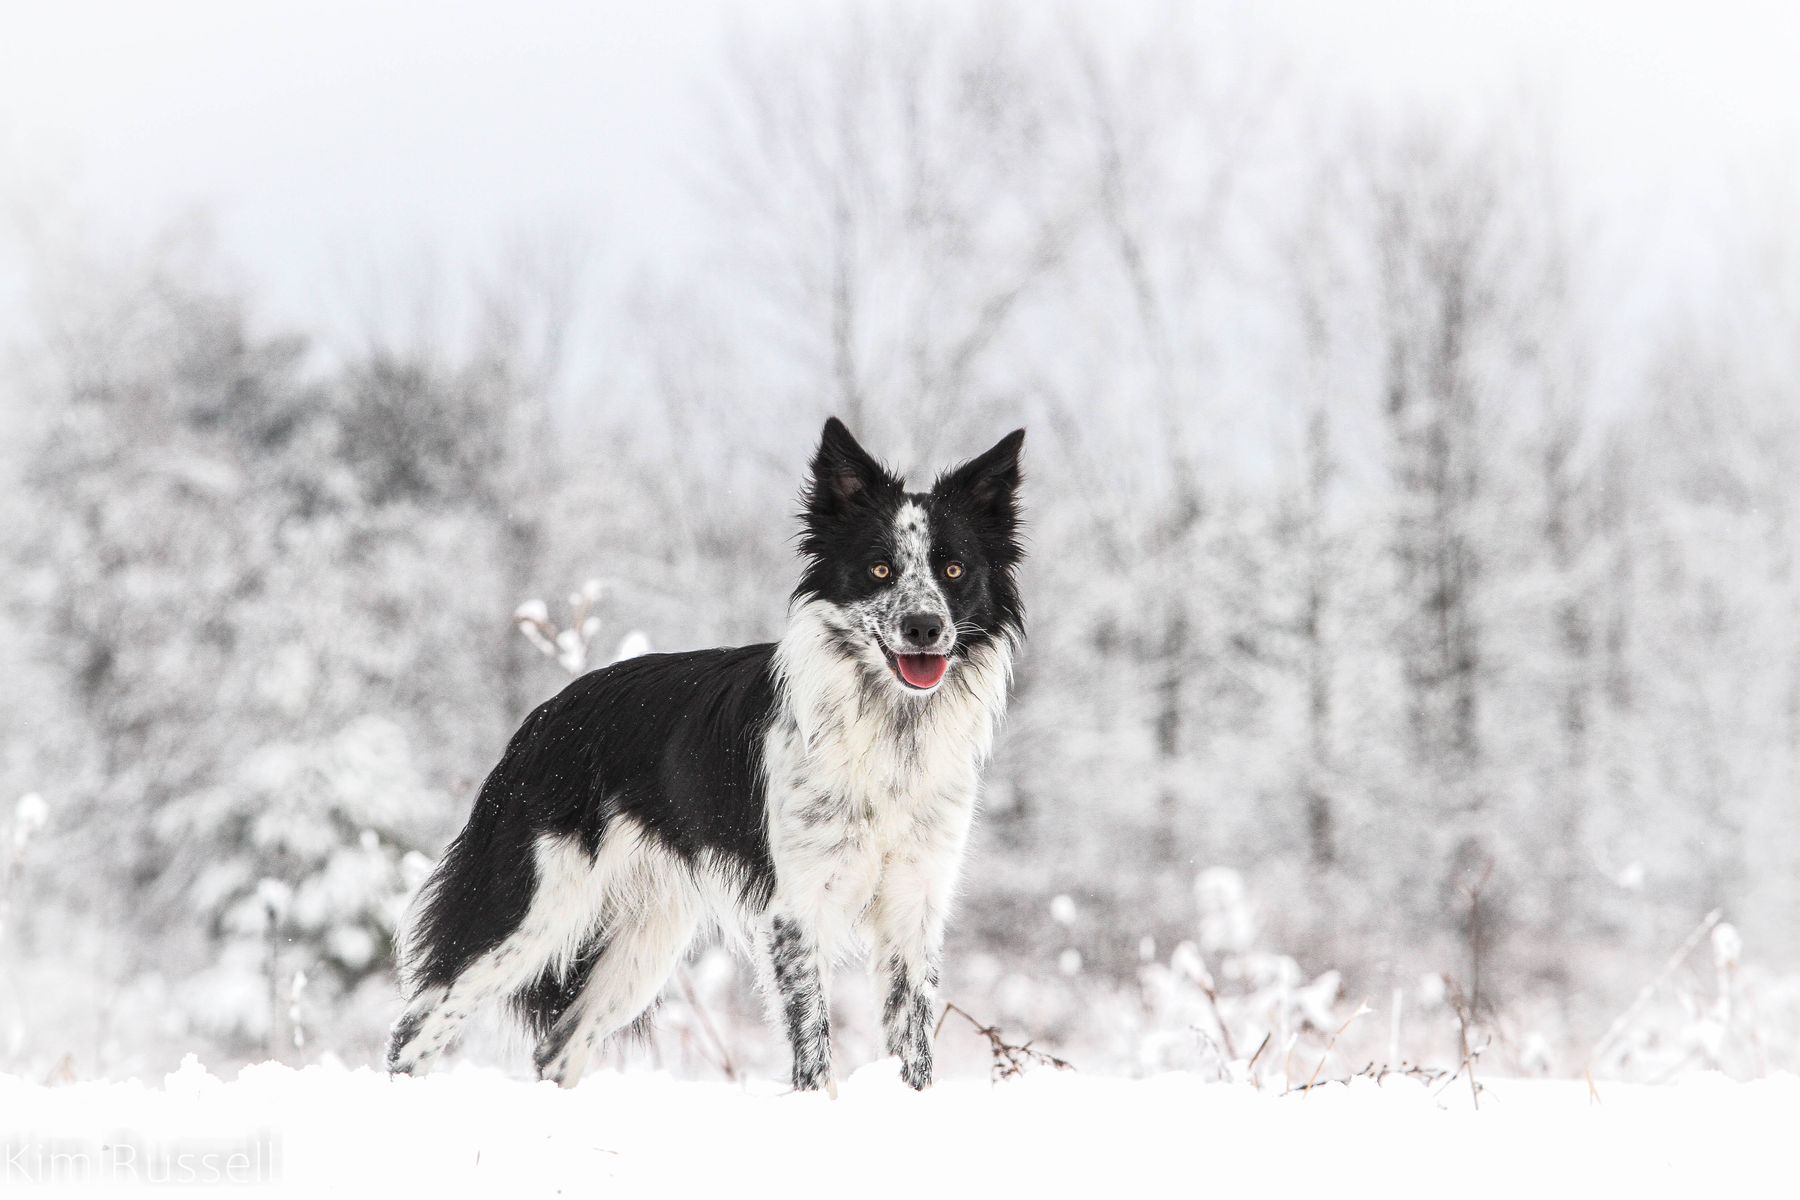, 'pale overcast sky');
2,1,1796,341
